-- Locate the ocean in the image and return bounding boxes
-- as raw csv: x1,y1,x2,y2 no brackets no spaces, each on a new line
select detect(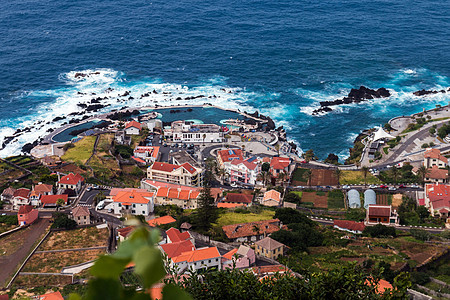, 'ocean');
1,0,449,159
